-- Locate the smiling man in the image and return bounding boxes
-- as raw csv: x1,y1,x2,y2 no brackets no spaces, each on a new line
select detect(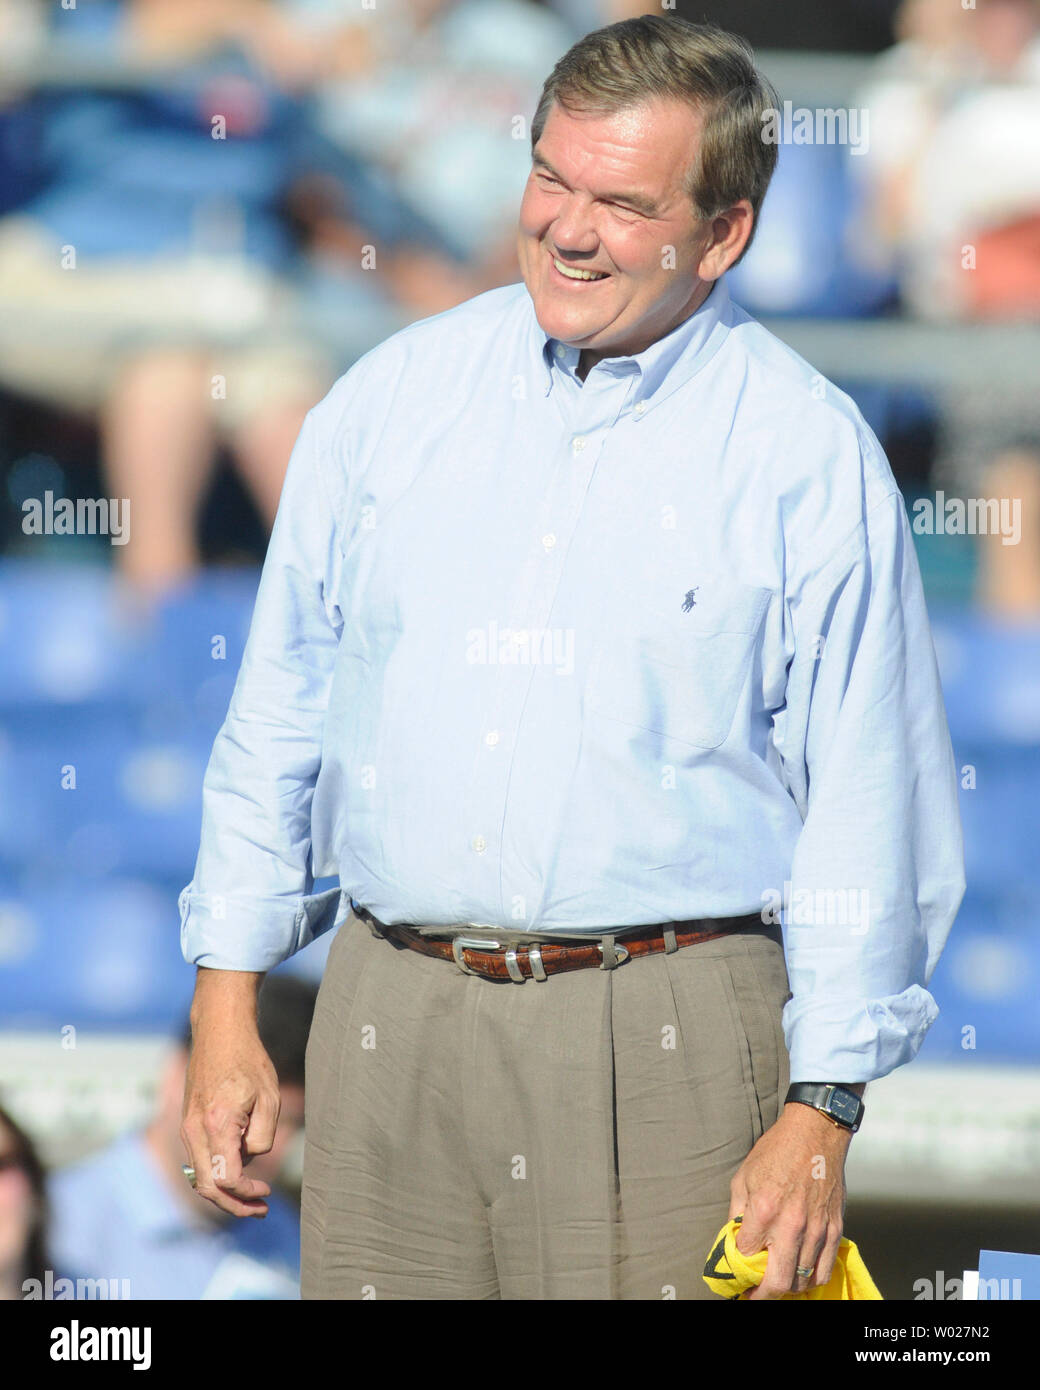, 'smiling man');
179,16,964,1301
519,97,742,371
